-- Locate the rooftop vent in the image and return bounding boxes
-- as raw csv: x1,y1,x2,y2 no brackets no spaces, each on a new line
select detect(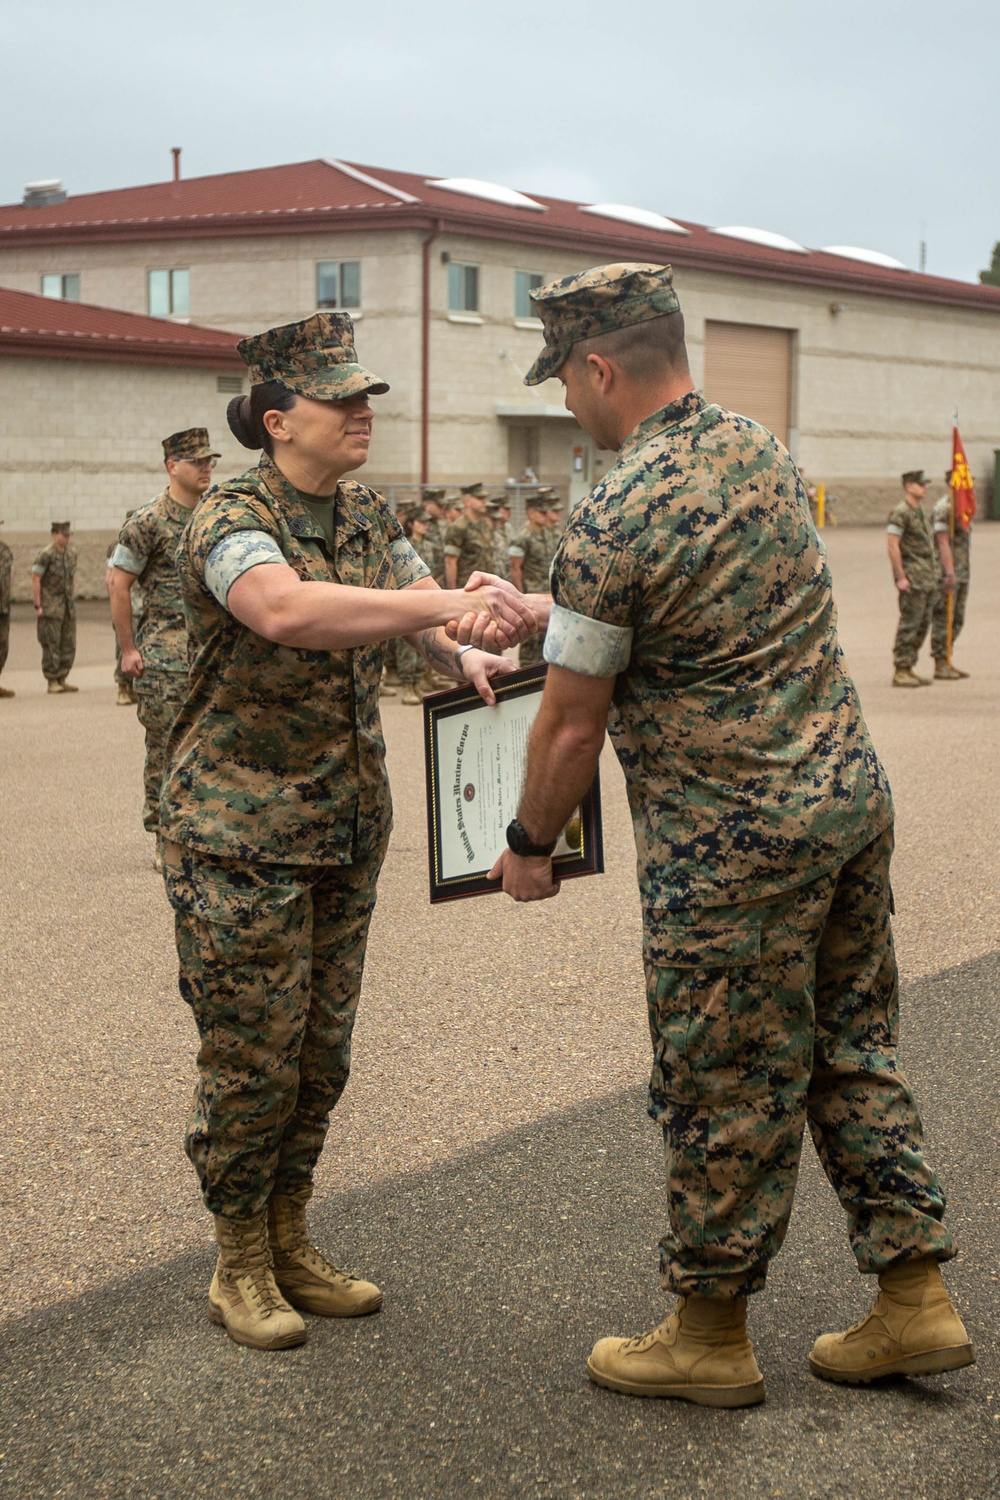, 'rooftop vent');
710,225,808,254
580,203,690,234
23,179,68,208
820,245,910,271
426,177,547,212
